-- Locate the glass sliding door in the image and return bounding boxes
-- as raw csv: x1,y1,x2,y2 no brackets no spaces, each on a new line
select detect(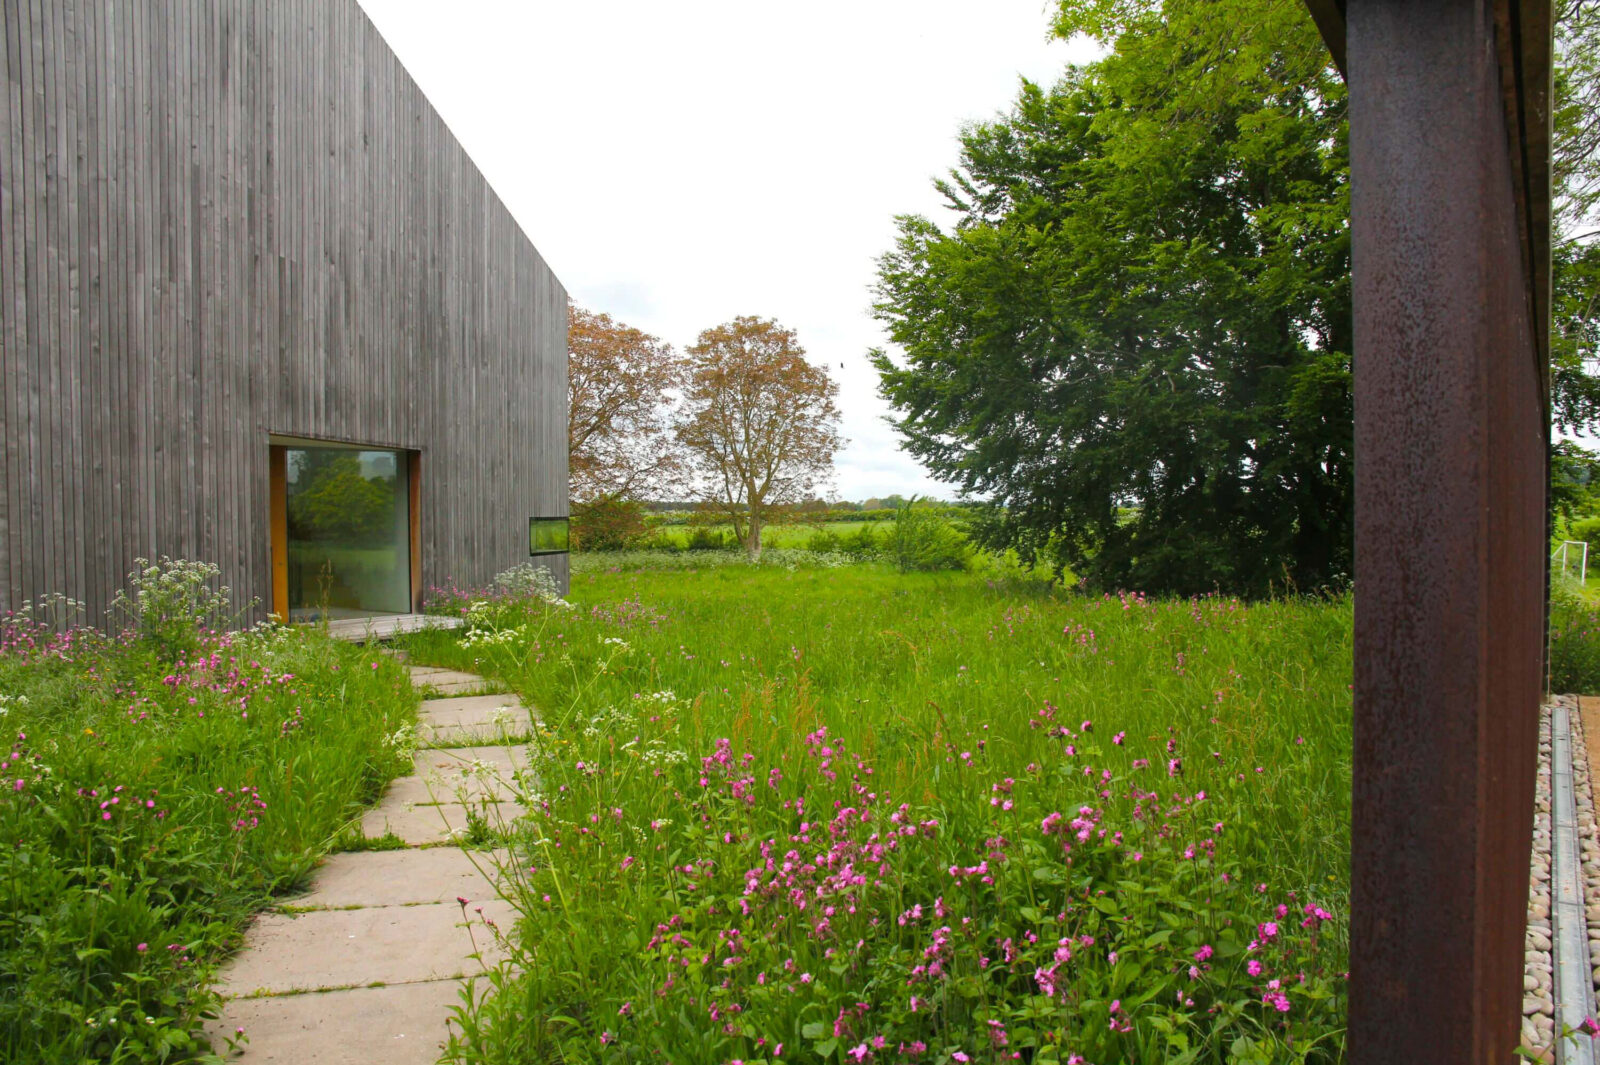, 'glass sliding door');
280,446,413,620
